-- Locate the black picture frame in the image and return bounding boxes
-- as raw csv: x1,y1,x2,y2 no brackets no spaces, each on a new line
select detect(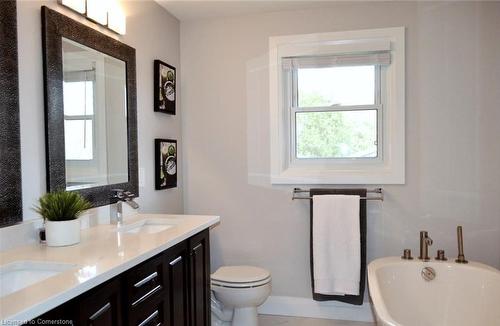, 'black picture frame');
0,0,22,227
42,6,138,207
154,60,176,115
155,139,177,190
